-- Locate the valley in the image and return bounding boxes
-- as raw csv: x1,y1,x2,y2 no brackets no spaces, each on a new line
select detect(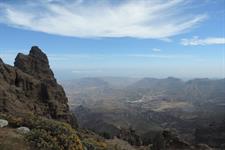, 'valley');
63,77,225,149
